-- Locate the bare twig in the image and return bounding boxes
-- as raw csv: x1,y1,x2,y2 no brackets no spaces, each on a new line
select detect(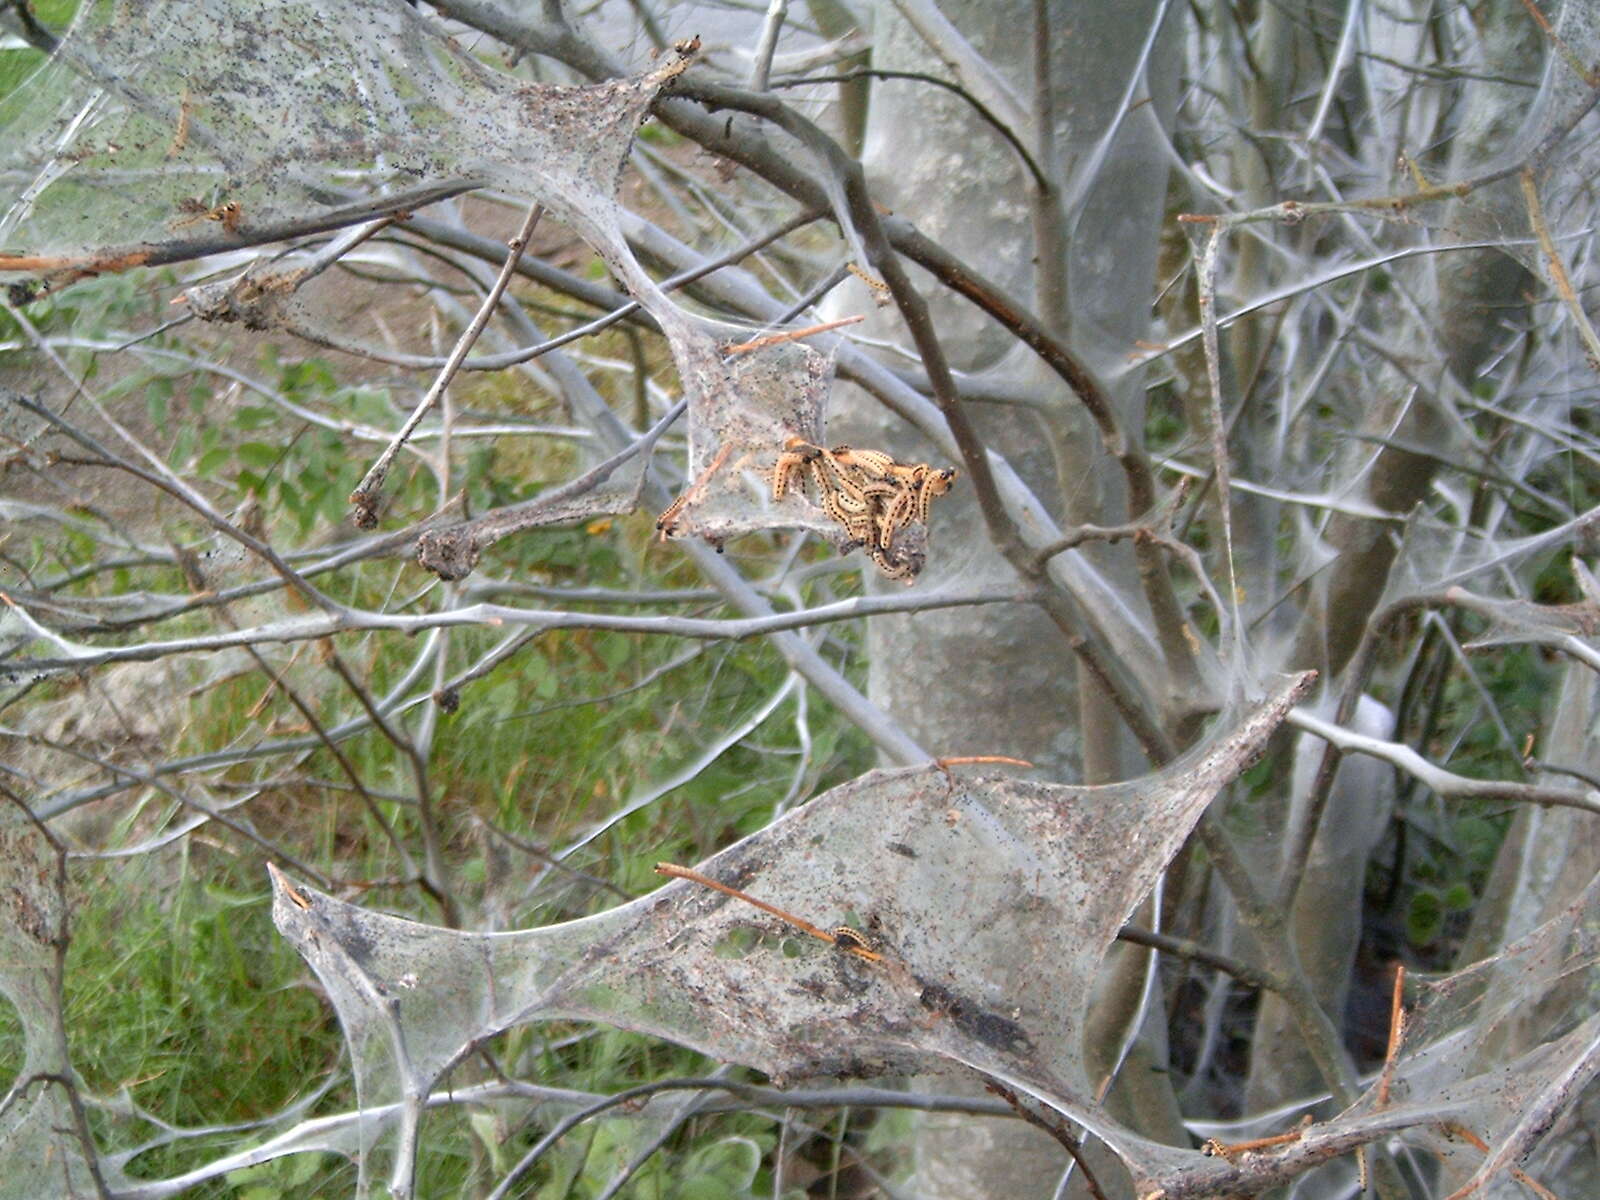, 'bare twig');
1437,1122,1563,1200
885,0,1030,140
0,0,58,52
982,1078,1108,1200
2,182,476,298
1190,223,1242,659
0,588,1030,676
674,80,1180,759
1191,78,1600,231
0,791,111,1199
3,388,341,615
772,68,1048,189
1194,814,1362,1107
1517,0,1598,88
655,861,883,960
1376,964,1406,1108
1288,707,1600,816
416,398,687,582
1115,923,1284,994
283,208,822,372
349,203,544,528
322,648,460,926
1521,167,1600,371
747,0,789,91
721,314,862,356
